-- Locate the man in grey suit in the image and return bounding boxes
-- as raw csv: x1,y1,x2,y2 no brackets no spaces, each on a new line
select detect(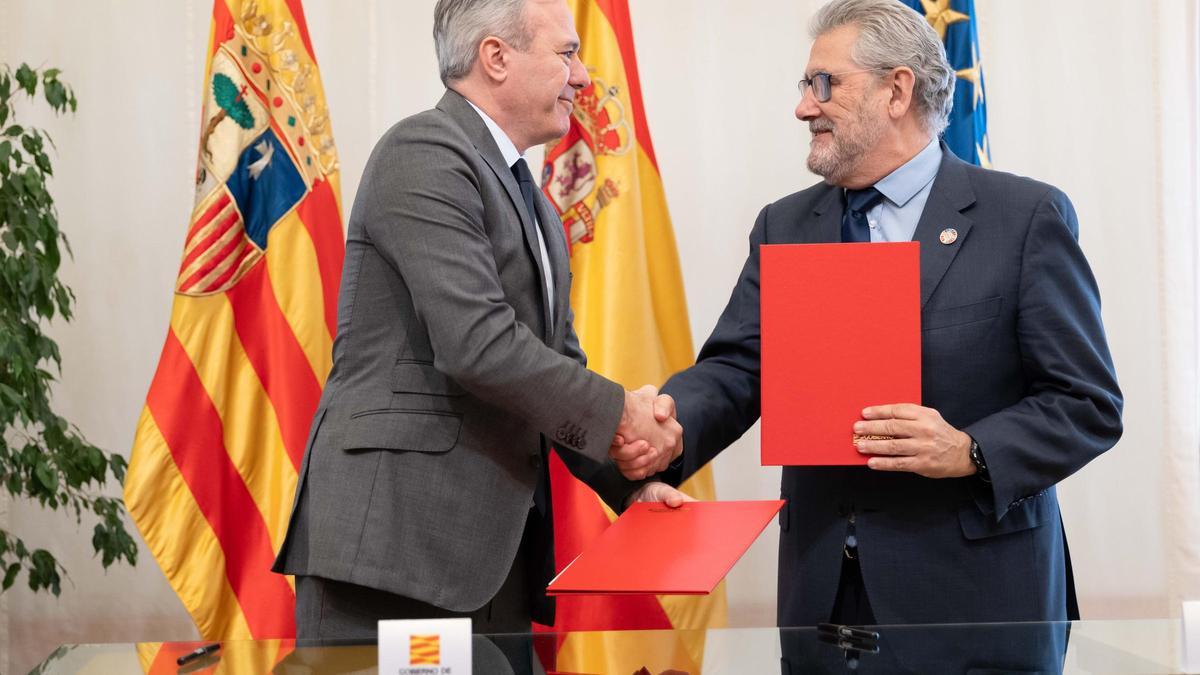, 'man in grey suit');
273,0,688,640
